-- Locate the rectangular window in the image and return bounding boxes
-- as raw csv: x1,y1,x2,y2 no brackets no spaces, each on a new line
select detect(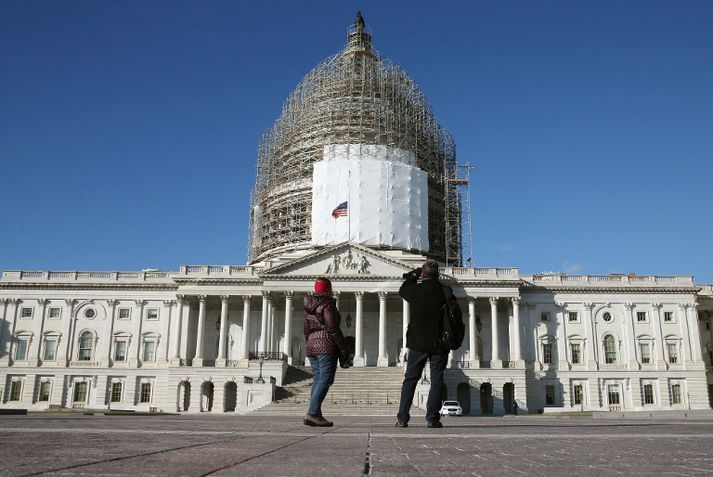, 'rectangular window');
9,381,22,401
568,312,578,322
607,385,621,405
20,307,33,318
667,343,678,364
643,383,655,405
671,383,682,404
570,343,581,364
604,338,617,364
637,312,647,322
140,383,152,403
545,384,555,405
111,382,123,403
38,381,51,402
114,341,127,362
43,339,57,361
15,338,29,360
542,343,552,364
639,343,651,364
573,384,583,405
48,307,61,319
118,308,131,320
541,312,550,322
664,311,673,322
146,308,159,320
142,341,156,362
73,382,87,403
